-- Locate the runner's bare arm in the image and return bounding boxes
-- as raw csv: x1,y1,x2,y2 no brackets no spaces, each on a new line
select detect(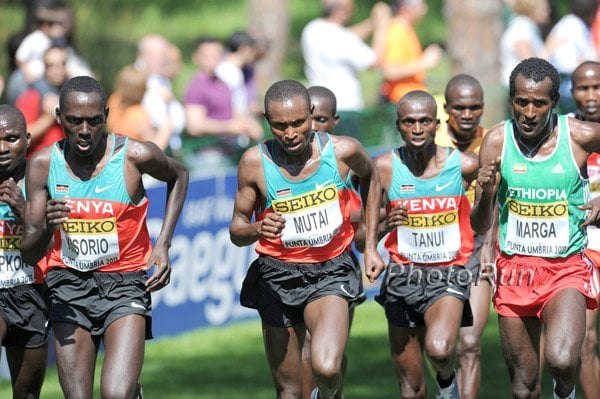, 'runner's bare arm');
230,147,286,246
22,149,68,265
336,136,385,282
471,127,503,235
130,140,189,291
